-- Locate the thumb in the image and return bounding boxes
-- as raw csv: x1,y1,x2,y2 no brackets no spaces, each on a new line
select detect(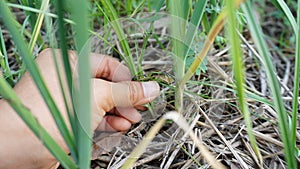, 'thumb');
110,81,160,107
